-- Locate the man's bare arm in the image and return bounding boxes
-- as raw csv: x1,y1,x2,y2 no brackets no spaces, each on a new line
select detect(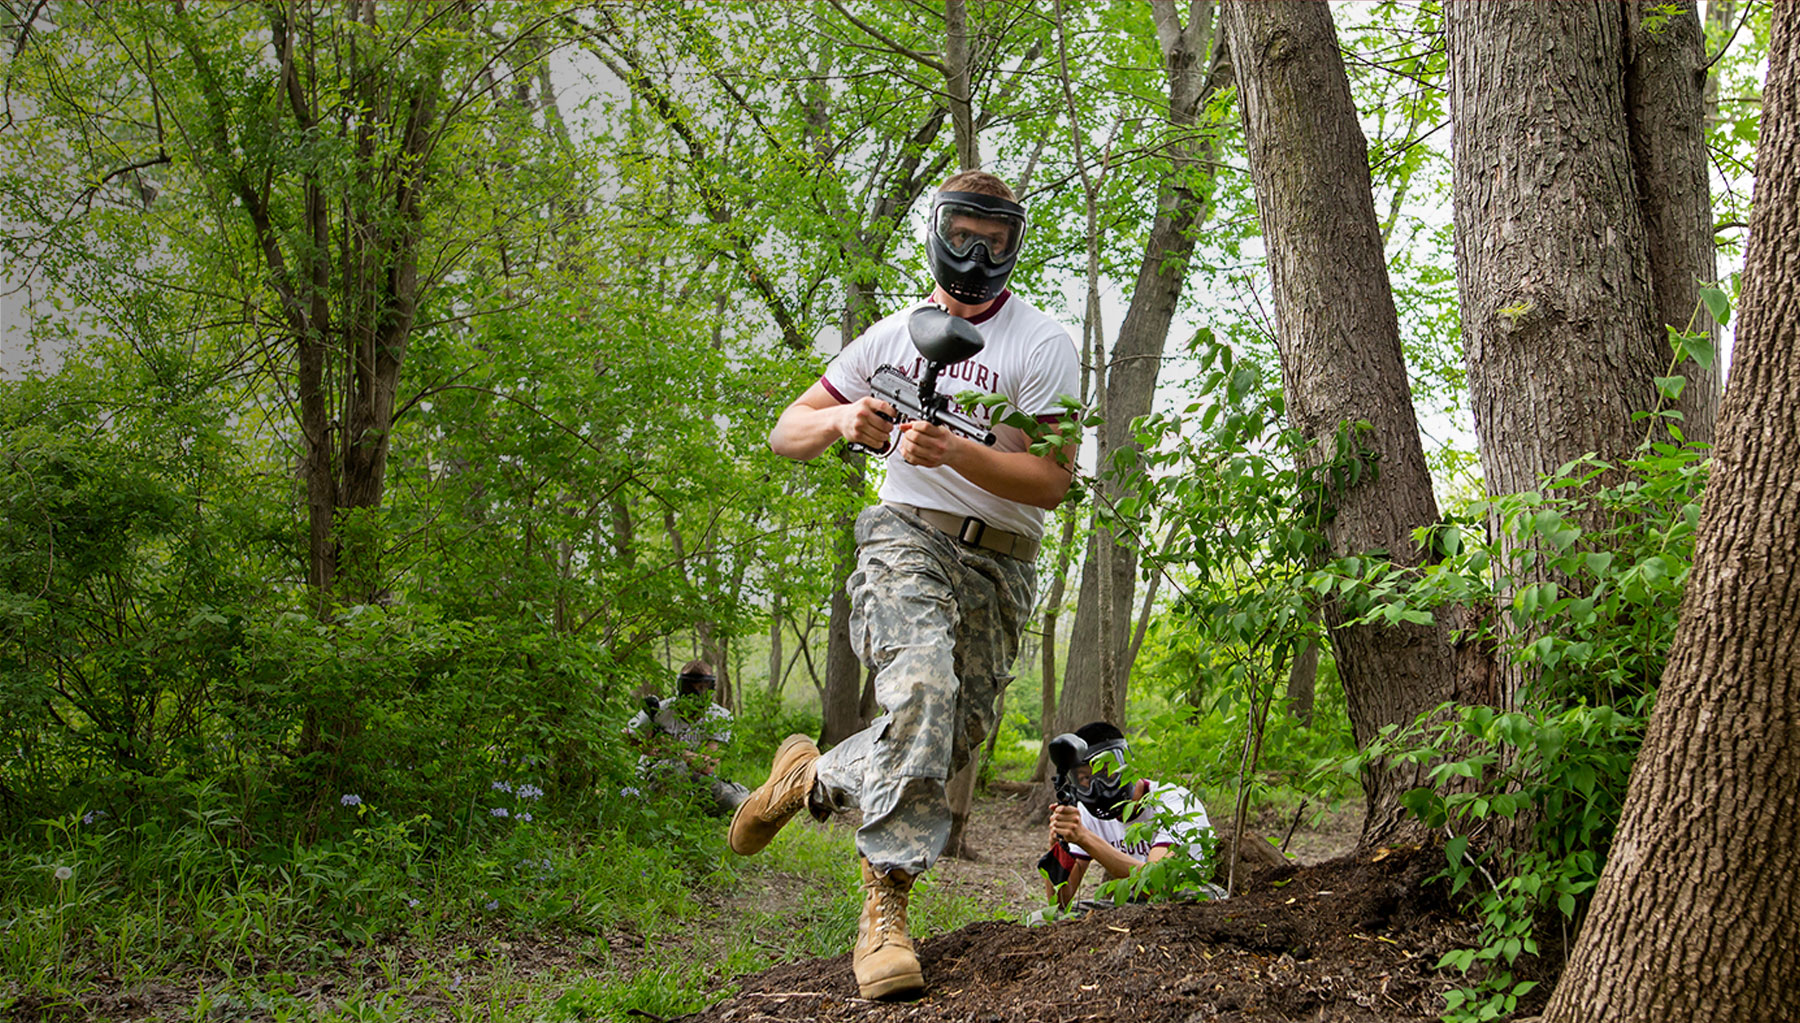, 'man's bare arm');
896,421,1077,510
768,380,896,461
